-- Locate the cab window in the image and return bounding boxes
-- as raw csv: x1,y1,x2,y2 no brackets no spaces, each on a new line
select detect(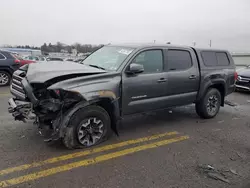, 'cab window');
133,50,163,73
